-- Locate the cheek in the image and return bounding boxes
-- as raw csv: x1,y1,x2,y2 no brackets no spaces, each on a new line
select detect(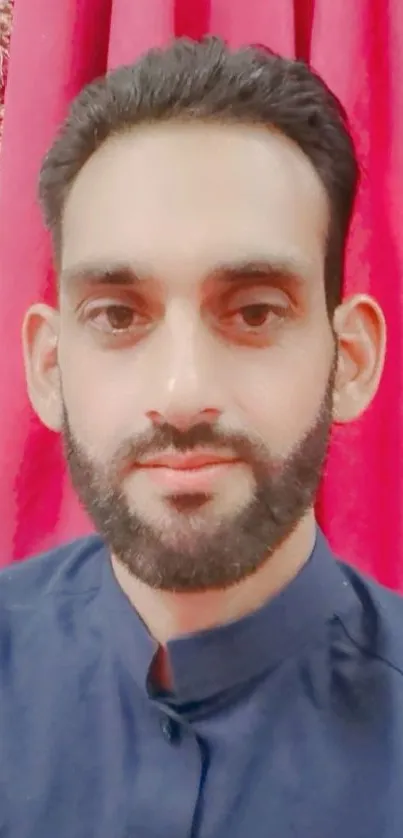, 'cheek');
58,338,146,456
228,337,333,454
